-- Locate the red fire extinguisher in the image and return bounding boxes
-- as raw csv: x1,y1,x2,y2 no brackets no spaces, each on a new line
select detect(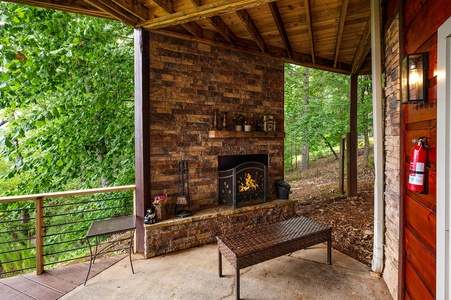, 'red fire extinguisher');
408,138,428,193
